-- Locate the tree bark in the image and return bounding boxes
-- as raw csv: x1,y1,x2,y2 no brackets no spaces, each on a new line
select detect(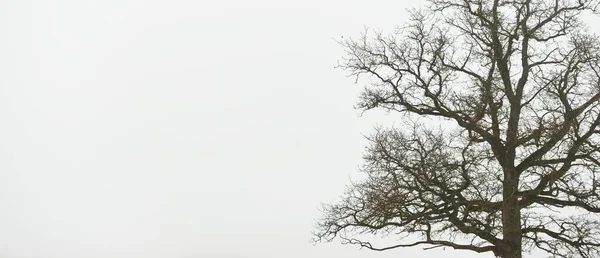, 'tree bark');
501,170,522,258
